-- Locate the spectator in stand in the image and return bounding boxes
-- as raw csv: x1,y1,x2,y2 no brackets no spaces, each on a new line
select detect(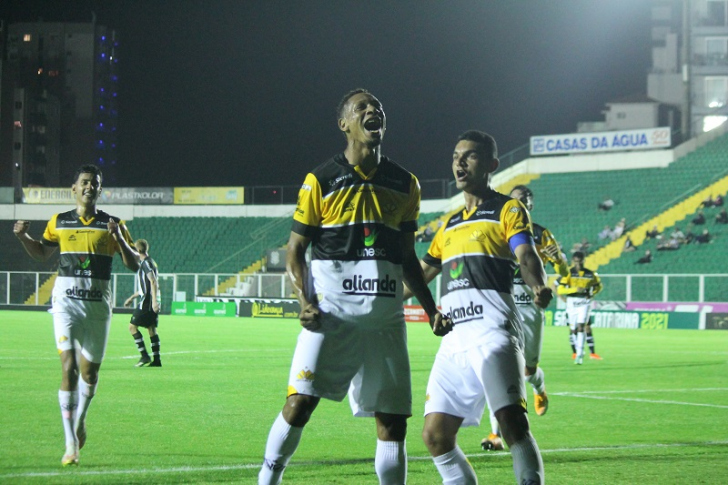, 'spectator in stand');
597,197,615,211
611,218,626,240
657,236,681,251
645,225,661,240
716,208,728,224
684,225,696,244
417,224,436,243
701,195,715,208
623,235,636,252
636,250,652,264
694,229,713,244
597,225,612,242
579,238,591,254
669,227,686,244
693,211,706,225
714,194,724,207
